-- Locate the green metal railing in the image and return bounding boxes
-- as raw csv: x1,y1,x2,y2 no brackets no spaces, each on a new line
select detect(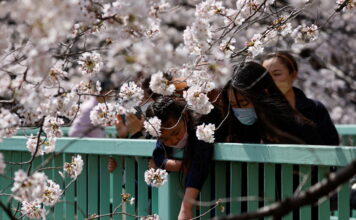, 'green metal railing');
0,125,355,220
